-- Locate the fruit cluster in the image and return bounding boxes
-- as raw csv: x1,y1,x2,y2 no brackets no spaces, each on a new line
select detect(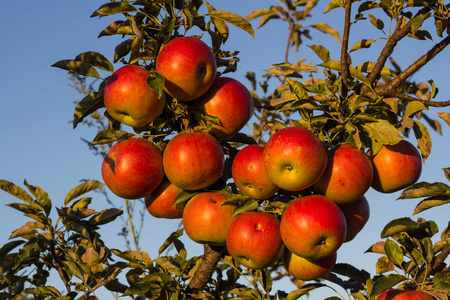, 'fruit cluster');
100,36,423,282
